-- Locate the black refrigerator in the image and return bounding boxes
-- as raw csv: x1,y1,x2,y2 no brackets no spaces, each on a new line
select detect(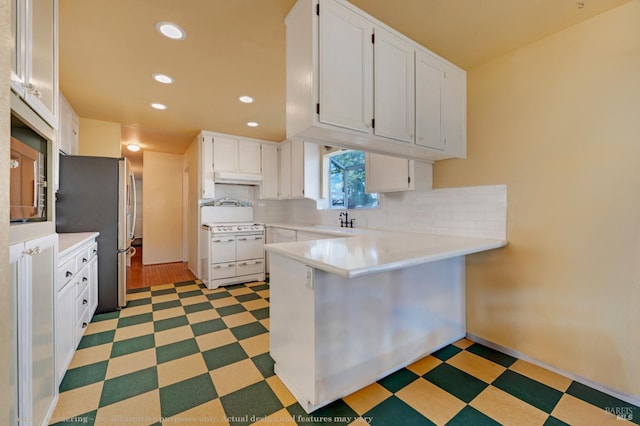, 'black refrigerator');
56,155,136,313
